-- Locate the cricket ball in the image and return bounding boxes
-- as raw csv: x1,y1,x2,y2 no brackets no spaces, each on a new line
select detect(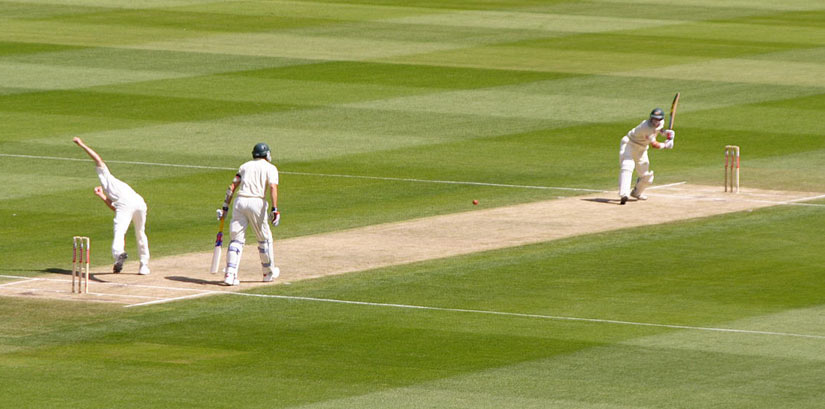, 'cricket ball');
472,200,479,205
